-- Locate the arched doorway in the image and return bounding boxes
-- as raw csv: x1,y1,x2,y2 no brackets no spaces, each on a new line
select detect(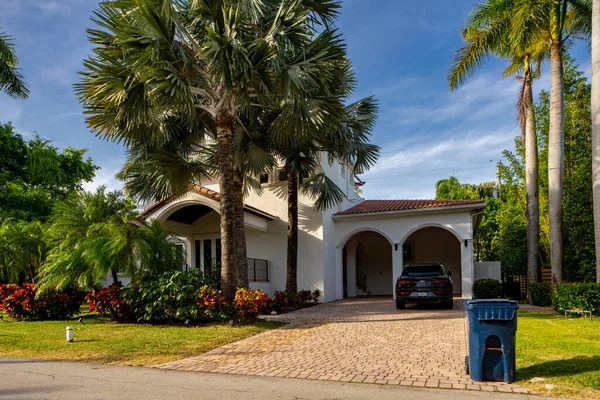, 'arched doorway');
402,226,462,294
342,231,393,297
